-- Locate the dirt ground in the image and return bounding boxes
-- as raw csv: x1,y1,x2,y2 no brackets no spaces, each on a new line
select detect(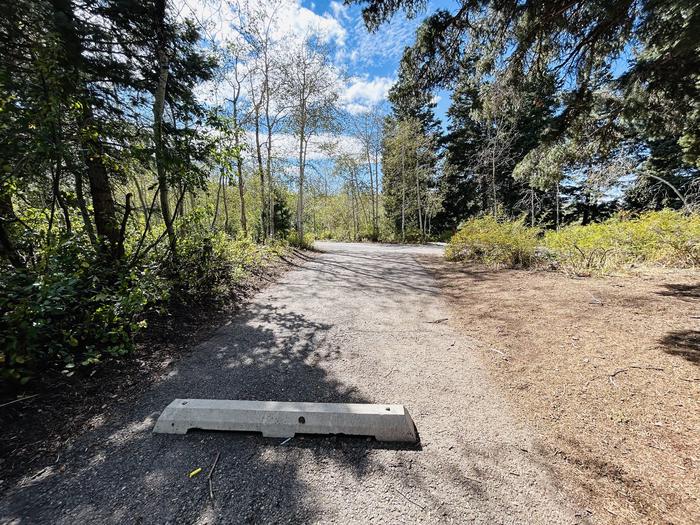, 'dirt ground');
420,257,700,524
